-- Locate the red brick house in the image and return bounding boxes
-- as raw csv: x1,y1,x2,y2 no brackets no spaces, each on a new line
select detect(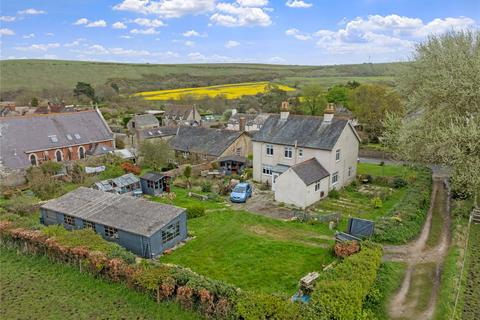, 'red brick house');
0,109,114,184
